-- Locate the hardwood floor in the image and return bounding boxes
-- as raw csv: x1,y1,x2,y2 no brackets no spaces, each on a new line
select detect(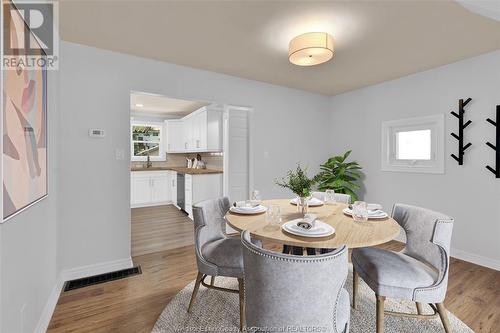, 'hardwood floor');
47,238,500,333
131,205,194,256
